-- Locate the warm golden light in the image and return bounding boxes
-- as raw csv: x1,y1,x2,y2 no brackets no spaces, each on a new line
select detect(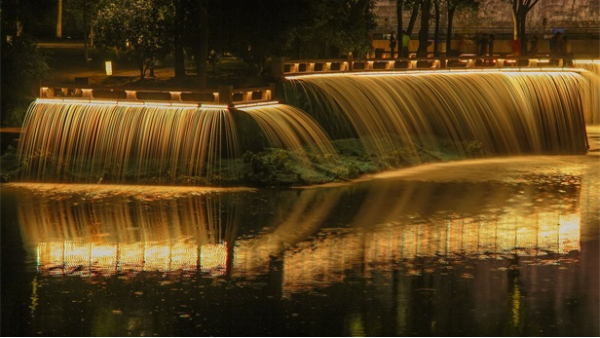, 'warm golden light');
231,100,280,108
285,68,583,80
200,103,229,109
35,98,201,108
105,61,113,76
